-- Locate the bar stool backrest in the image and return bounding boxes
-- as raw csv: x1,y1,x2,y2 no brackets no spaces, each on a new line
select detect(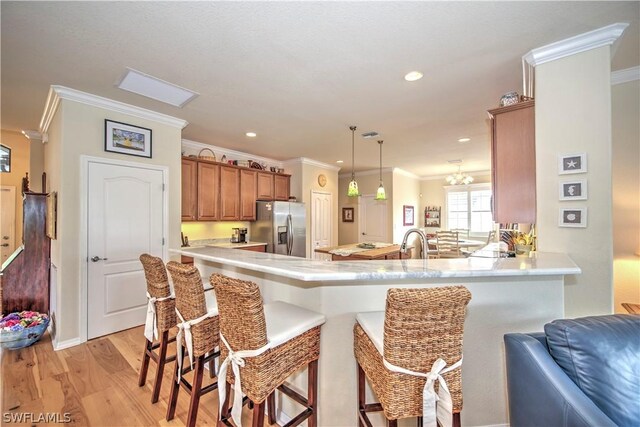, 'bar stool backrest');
140,253,171,299
383,286,471,372
211,274,268,351
166,261,207,322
